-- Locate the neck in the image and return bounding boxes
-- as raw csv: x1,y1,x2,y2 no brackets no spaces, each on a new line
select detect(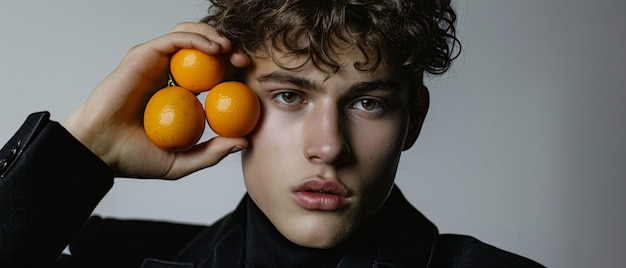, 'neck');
244,198,347,267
